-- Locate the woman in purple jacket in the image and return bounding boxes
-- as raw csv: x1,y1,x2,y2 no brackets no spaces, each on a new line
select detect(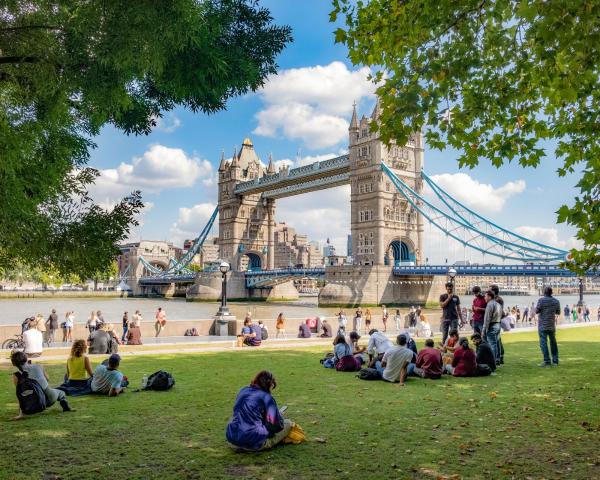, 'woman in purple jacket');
226,371,293,451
